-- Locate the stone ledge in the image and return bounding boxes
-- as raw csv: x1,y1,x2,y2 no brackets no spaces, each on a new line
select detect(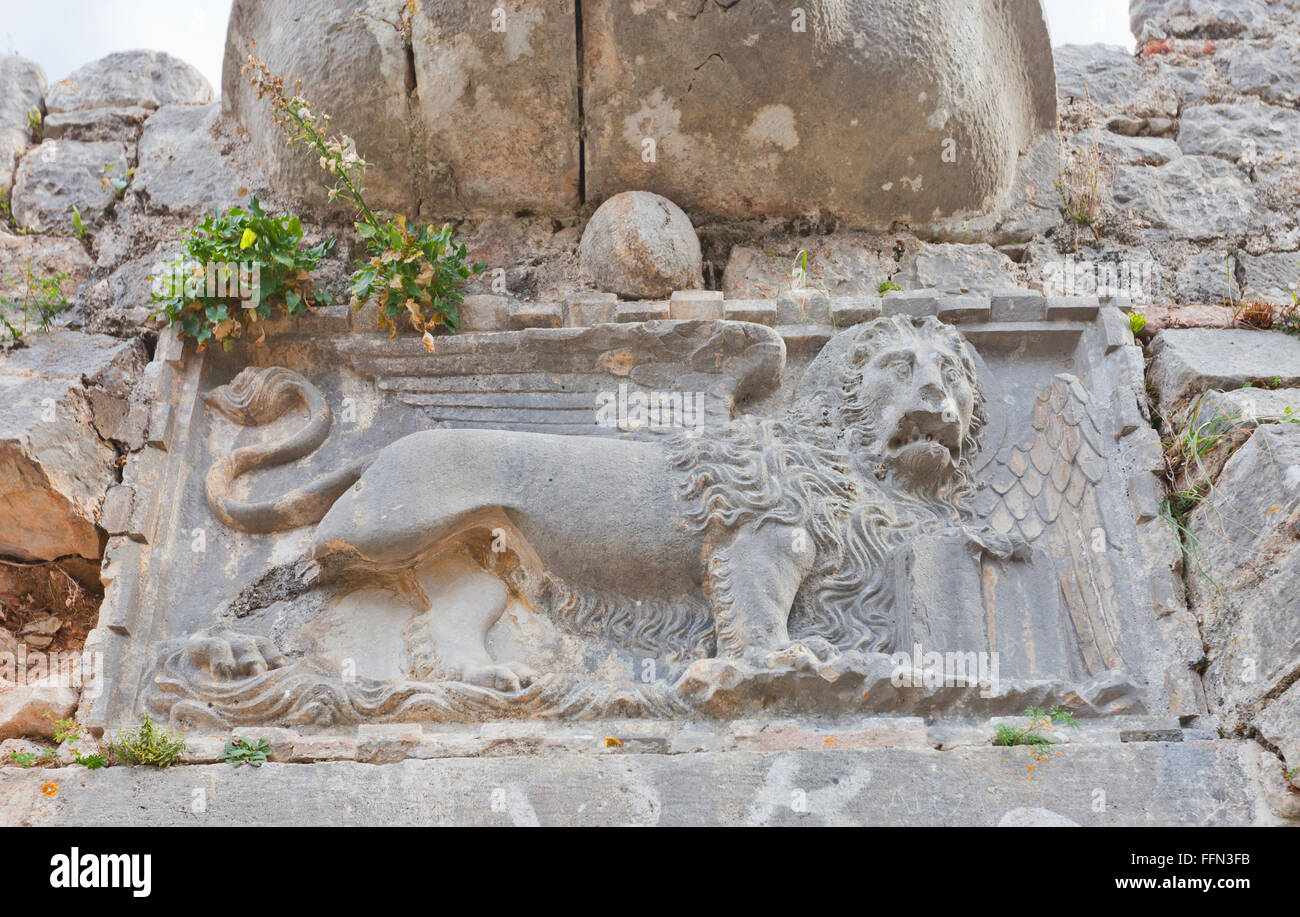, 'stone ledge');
0,740,1271,826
